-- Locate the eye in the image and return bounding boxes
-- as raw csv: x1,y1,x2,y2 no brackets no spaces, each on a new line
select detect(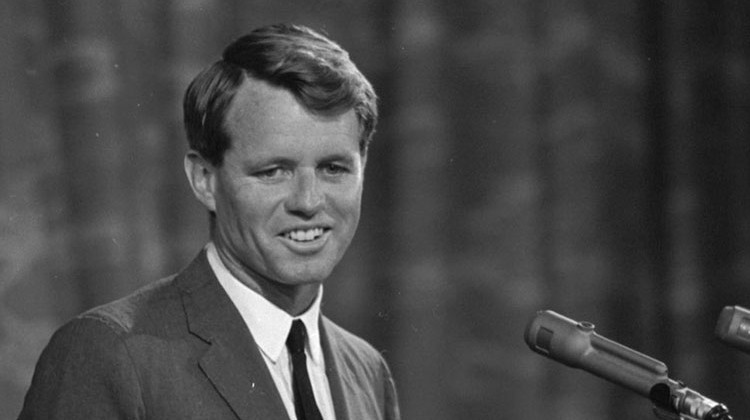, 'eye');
253,166,288,181
320,163,350,176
